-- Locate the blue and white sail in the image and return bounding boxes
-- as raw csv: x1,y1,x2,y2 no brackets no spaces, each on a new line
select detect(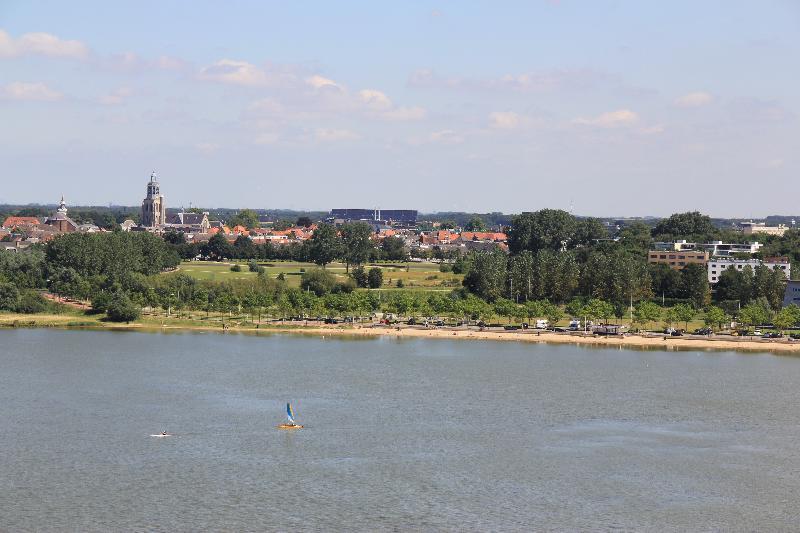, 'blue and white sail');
286,402,295,424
